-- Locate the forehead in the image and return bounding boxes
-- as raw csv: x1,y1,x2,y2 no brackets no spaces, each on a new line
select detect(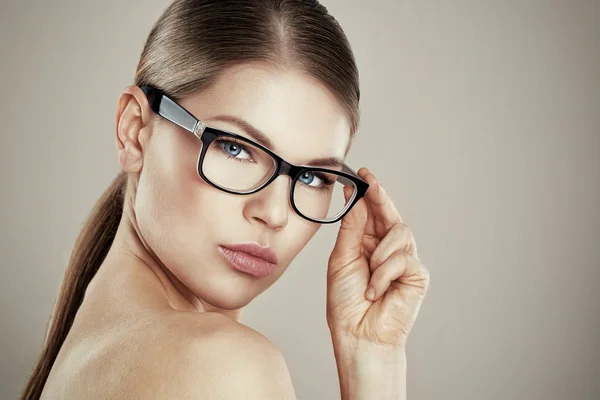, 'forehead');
179,63,351,165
